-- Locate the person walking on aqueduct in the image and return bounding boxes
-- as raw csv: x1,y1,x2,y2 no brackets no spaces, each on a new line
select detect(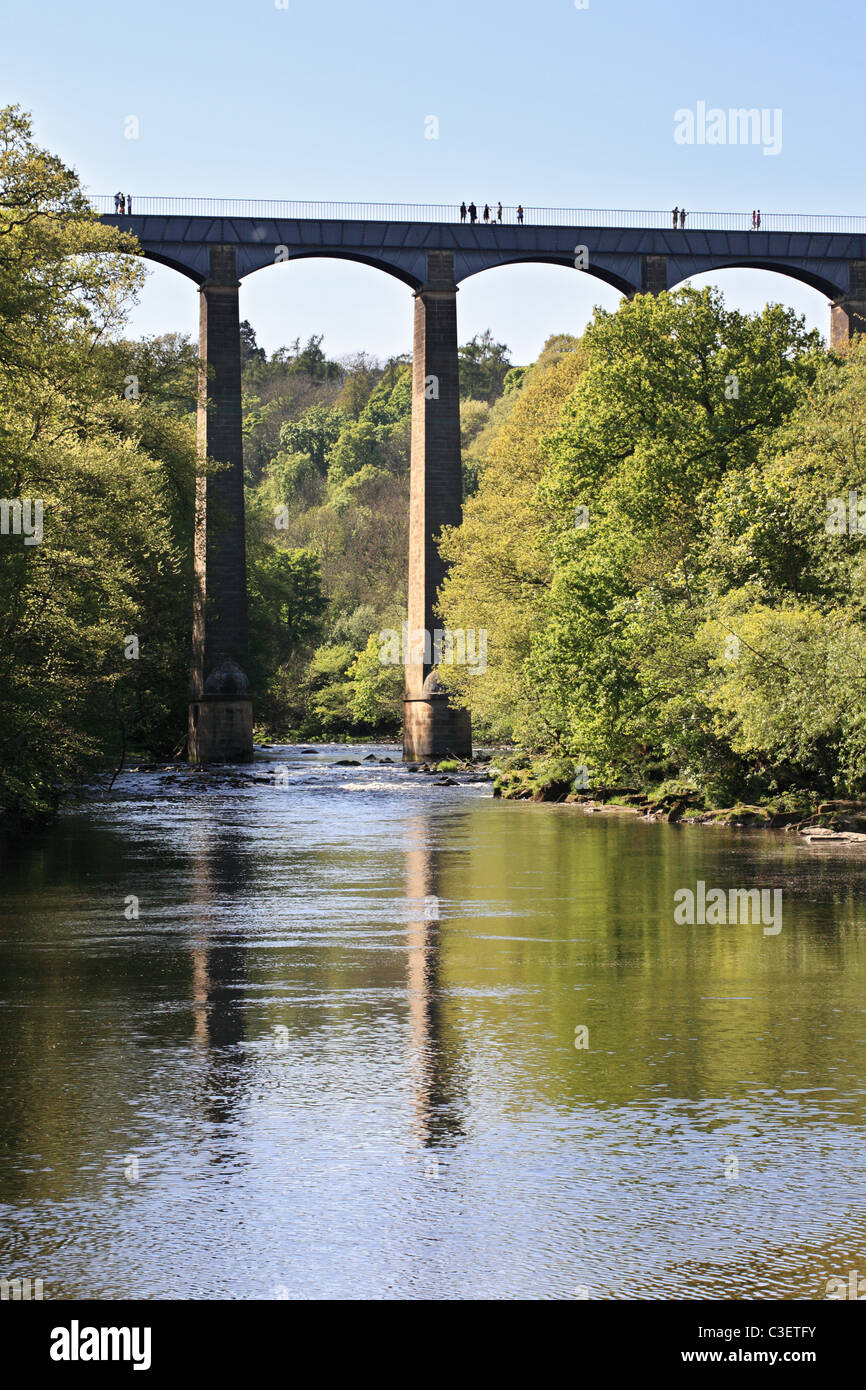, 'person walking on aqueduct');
516,204,524,224
460,201,467,222
672,205,679,228
679,207,687,229
468,201,478,223
497,201,503,223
